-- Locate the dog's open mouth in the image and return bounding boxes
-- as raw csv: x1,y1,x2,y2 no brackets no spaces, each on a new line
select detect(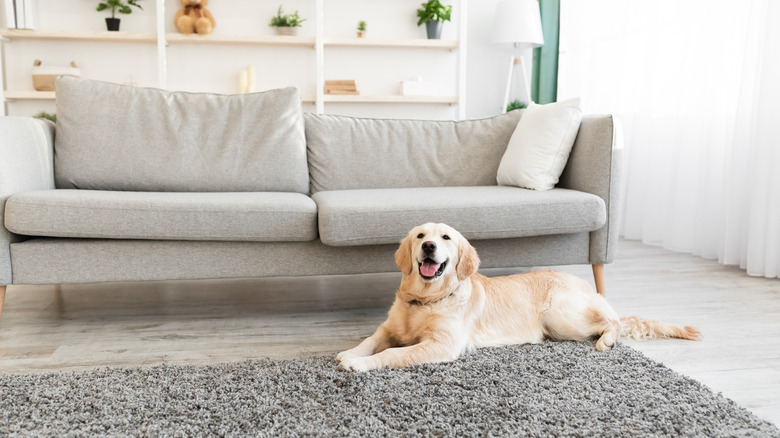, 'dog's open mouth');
418,258,446,280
